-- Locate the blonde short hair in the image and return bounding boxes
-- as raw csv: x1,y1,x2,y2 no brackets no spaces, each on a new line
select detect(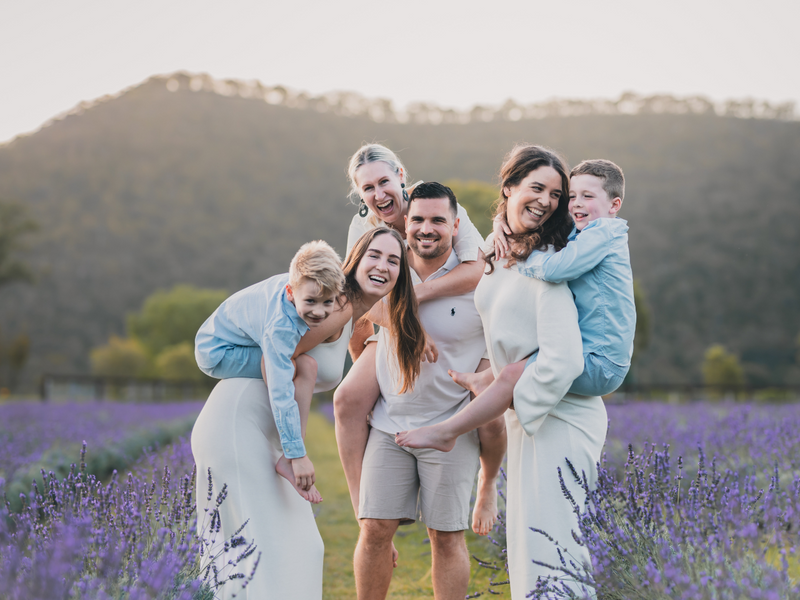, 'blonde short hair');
346,143,408,201
289,240,345,295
